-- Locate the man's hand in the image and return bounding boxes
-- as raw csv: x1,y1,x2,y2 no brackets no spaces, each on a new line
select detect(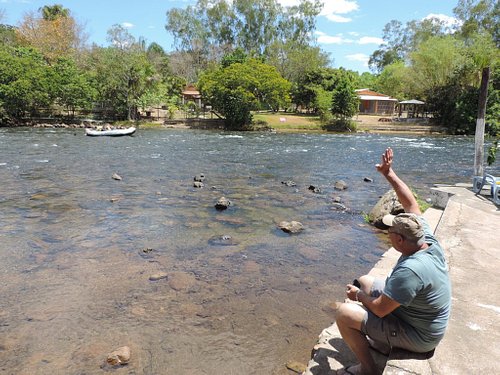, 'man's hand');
346,284,360,302
376,147,393,176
